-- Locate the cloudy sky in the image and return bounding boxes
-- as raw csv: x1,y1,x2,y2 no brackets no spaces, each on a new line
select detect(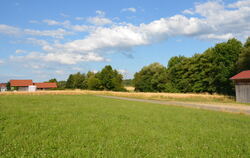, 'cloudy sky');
0,0,250,82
